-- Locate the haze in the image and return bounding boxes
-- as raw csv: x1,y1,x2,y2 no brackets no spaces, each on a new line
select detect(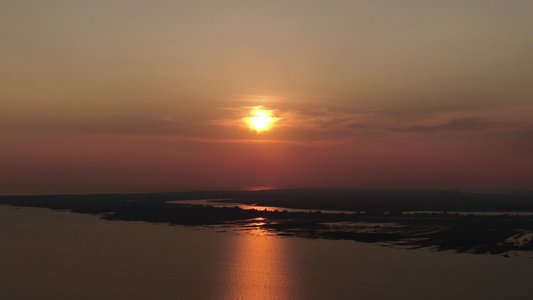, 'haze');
1,1,532,191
